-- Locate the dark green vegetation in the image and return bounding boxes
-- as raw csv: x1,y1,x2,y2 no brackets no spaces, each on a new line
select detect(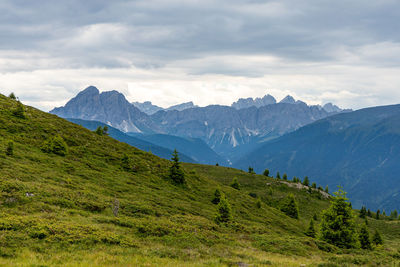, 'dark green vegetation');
236,104,400,211
1,94,400,266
